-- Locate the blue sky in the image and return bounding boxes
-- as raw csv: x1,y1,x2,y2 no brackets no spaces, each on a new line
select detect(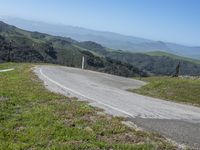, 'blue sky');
0,0,199,46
